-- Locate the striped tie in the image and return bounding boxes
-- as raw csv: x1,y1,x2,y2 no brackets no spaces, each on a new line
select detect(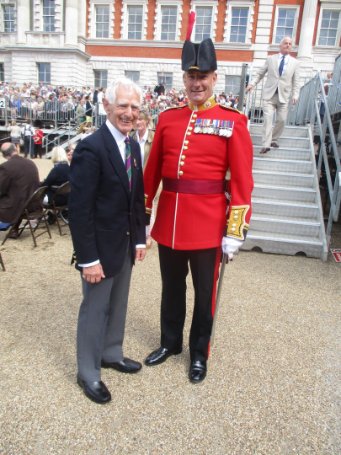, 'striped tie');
124,137,132,189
